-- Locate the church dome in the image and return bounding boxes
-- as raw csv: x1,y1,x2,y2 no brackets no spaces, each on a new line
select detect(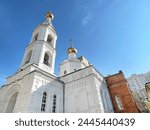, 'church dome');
42,11,55,28
45,12,54,20
67,47,77,54
67,39,77,54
